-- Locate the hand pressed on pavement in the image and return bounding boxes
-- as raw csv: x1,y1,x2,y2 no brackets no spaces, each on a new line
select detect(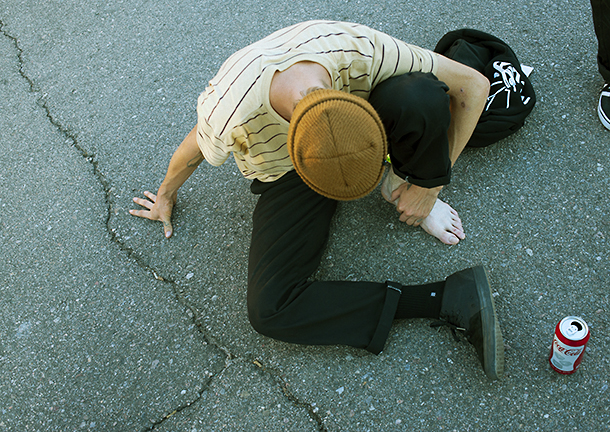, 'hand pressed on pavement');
391,183,442,226
130,190,177,238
